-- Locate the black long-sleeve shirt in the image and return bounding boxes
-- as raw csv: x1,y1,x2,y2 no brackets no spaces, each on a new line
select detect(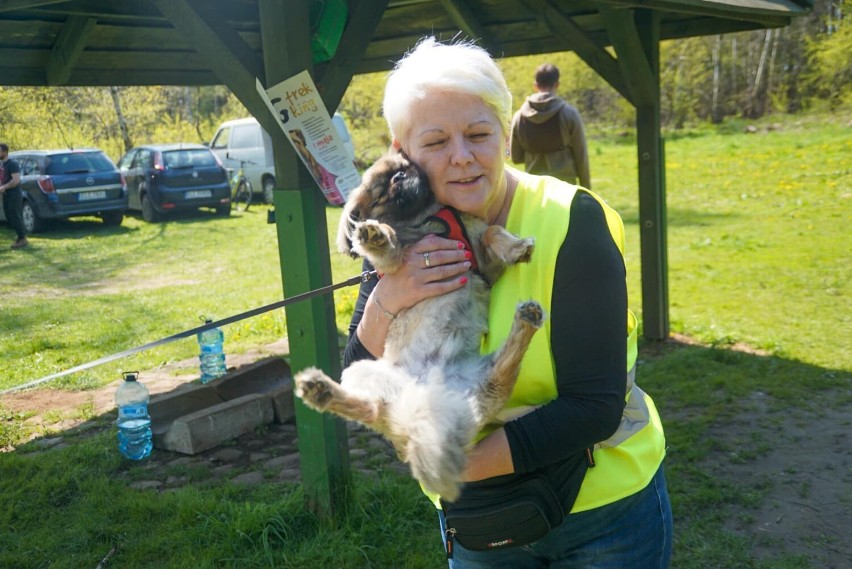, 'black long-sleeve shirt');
342,191,627,501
